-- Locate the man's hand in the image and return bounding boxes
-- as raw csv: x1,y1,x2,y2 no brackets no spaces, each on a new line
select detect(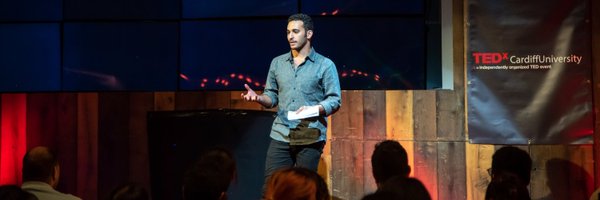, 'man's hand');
241,84,261,102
